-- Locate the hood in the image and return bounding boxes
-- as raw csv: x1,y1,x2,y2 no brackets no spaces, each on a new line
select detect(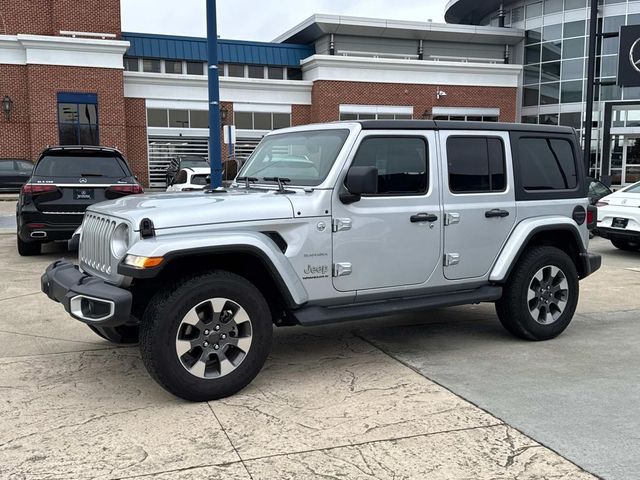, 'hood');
88,189,294,230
